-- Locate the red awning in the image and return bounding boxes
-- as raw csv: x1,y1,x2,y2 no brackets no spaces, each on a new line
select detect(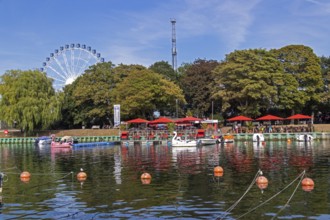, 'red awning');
227,115,253,121
126,118,149,123
256,114,284,121
148,117,174,124
286,114,312,120
176,116,202,123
